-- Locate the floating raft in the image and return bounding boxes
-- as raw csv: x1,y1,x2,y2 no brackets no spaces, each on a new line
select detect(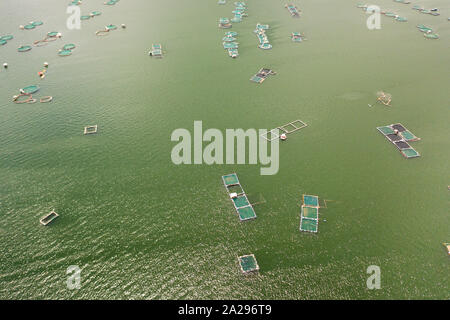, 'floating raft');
238,254,259,274
260,119,308,142
84,125,98,135
300,195,320,233
40,210,59,226
285,4,300,17
222,173,256,221
250,67,276,84
149,43,163,58
377,123,421,158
